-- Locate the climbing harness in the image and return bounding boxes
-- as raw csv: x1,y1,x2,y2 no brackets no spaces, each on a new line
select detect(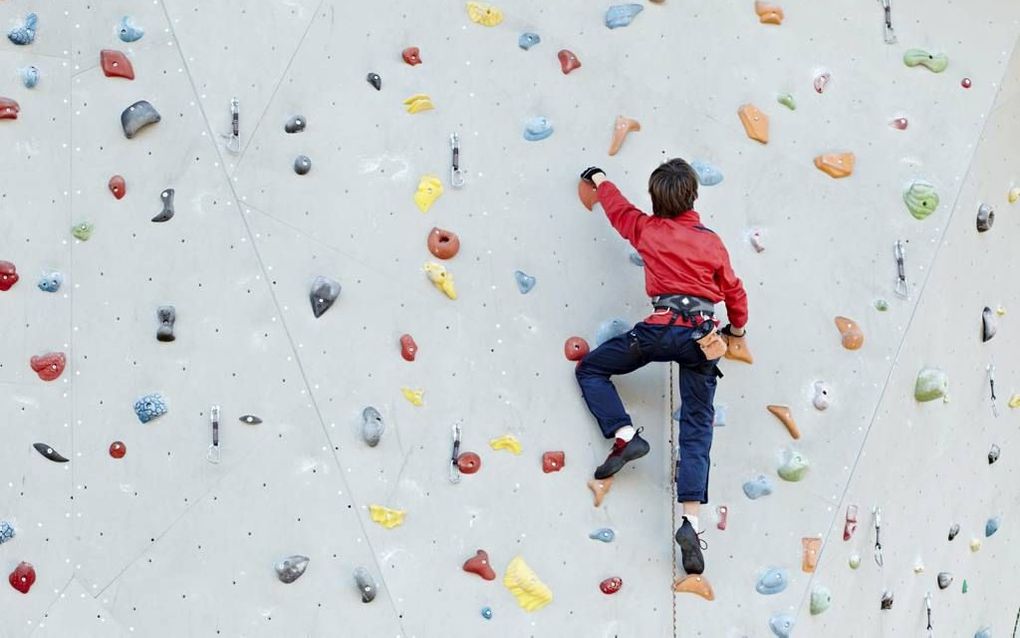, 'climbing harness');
893,241,908,298
879,0,897,44
224,98,240,154
872,506,884,566
450,133,466,188
450,424,462,484
207,405,221,463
